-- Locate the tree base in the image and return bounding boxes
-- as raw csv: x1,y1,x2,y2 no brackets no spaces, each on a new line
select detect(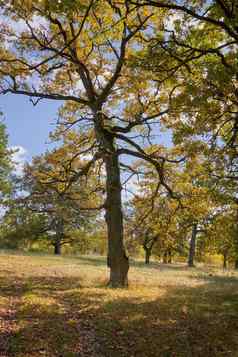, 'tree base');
107,256,129,288
107,280,128,289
